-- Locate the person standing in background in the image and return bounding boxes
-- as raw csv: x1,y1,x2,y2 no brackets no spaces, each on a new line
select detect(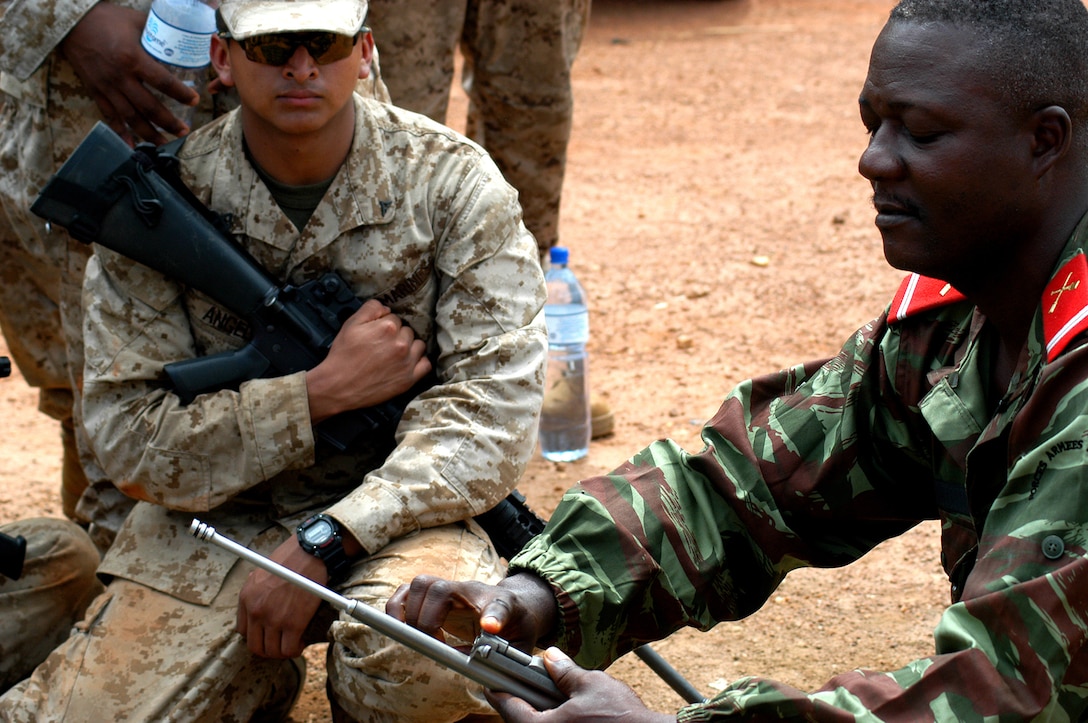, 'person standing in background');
0,0,212,550
366,0,590,266
367,1,616,441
